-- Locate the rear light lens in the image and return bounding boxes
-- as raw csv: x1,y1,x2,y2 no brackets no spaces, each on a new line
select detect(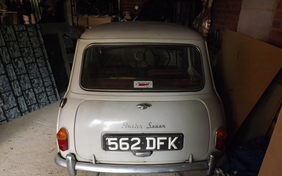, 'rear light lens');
57,128,68,151
215,127,227,150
